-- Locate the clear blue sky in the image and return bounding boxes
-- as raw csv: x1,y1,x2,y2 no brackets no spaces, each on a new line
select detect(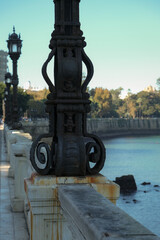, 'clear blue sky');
1,0,160,96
